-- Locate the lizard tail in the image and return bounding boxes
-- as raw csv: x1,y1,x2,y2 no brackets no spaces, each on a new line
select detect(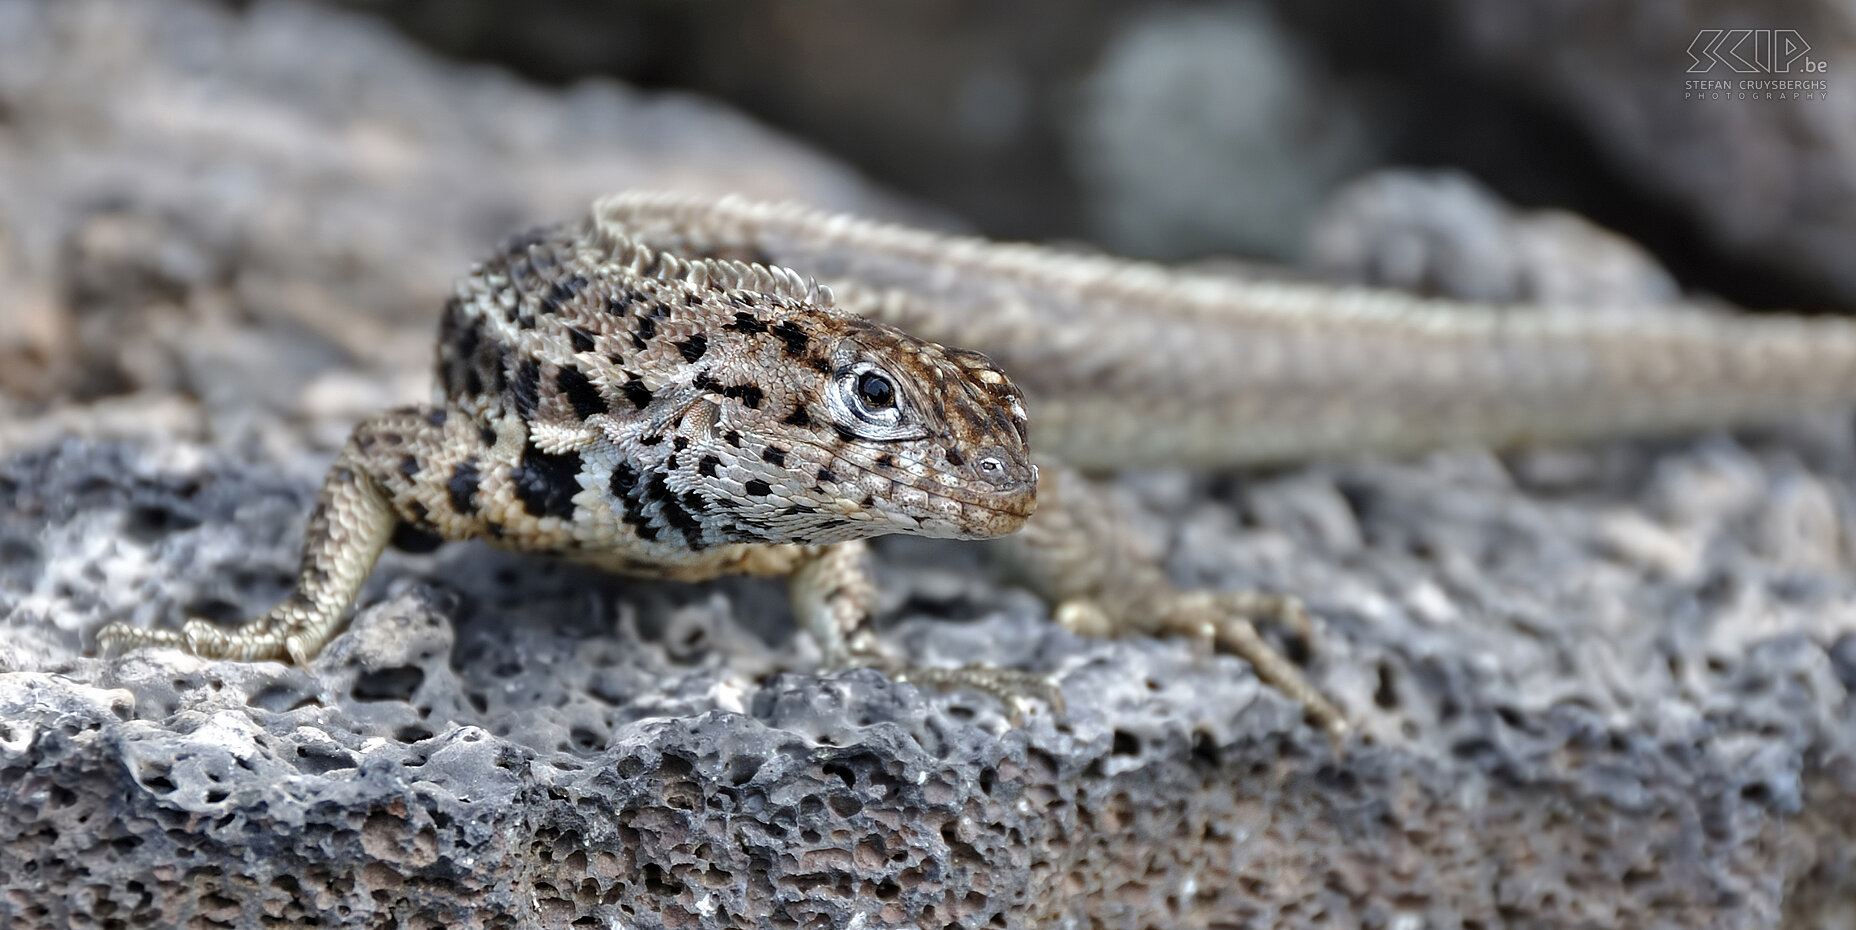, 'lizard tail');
590,191,1856,468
